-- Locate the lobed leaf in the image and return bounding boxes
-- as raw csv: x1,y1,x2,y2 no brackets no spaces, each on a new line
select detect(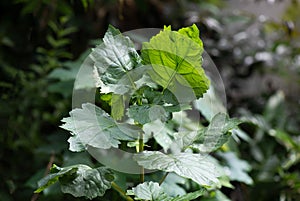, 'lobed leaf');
35,164,114,199
134,151,221,186
127,181,206,201
60,103,141,151
90,25,142,95
141,24,210,100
